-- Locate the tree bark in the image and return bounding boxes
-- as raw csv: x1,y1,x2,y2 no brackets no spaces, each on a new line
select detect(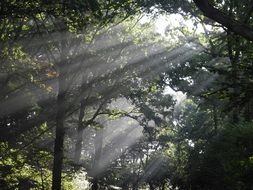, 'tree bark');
193,0,253,41
91,129,103,190
51,37,68,189
227,31,240,123
52,72,66,190
212,103,218,134
74,99,86,164
244,100,253,122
